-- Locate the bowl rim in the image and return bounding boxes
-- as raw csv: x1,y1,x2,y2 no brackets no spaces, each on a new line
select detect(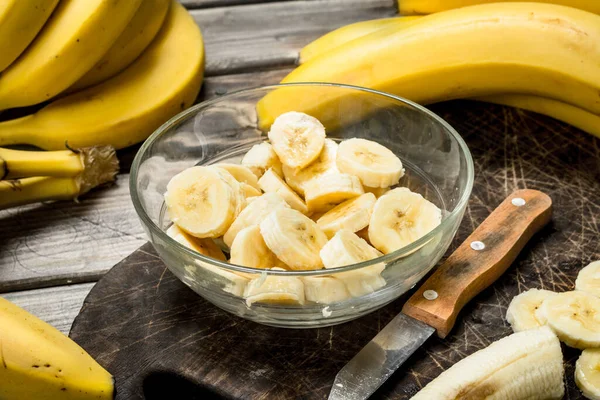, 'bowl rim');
130,82,474,277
